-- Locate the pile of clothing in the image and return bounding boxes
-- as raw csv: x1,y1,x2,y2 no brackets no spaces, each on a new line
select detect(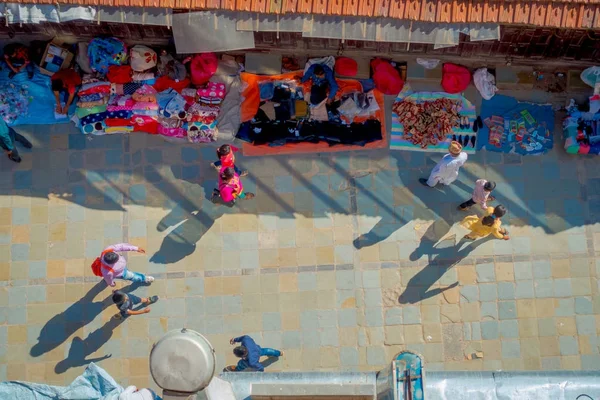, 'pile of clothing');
0,83,30,124
73,39,226,141
564,95,600,155
156,81,224,142
237,80,382,147
393,98,461,148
